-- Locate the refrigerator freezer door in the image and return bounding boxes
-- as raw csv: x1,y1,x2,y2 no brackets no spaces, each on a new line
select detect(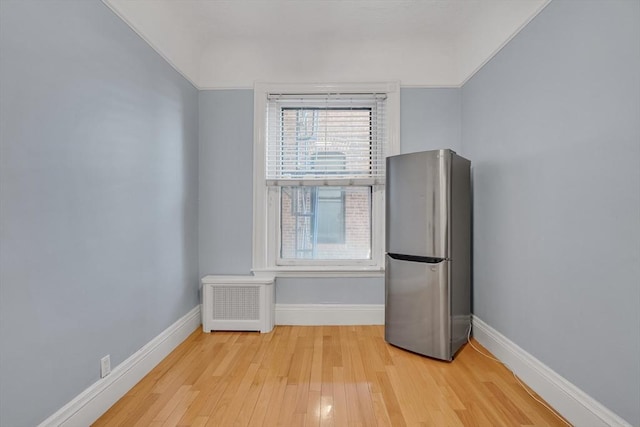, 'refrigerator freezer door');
386,150,450,259
385,254,451,360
